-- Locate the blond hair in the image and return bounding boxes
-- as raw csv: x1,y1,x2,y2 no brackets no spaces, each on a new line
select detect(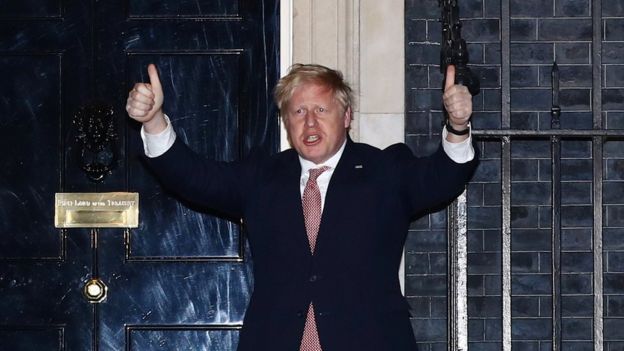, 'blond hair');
274,64,353,115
